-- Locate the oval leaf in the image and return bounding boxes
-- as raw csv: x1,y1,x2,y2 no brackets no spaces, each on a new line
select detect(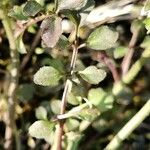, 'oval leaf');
58,0,87,11
29,120,55,139
33,66,62,86
79,66,106,84
23,0,42,16
40,16,62,48
88,88,114,112
86,26,118,50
